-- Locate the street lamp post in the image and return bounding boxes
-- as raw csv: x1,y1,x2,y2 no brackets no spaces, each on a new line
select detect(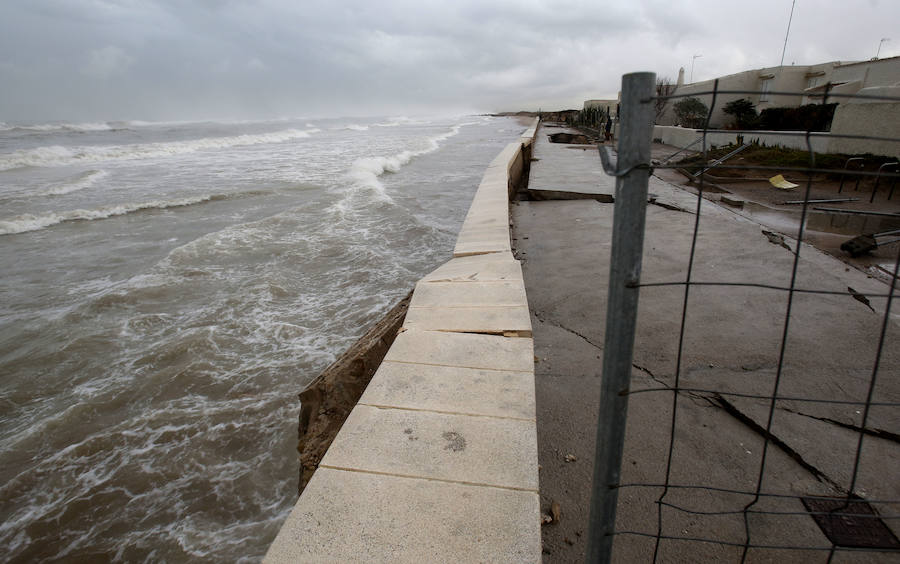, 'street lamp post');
876,38,890,59
691,54,702,83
